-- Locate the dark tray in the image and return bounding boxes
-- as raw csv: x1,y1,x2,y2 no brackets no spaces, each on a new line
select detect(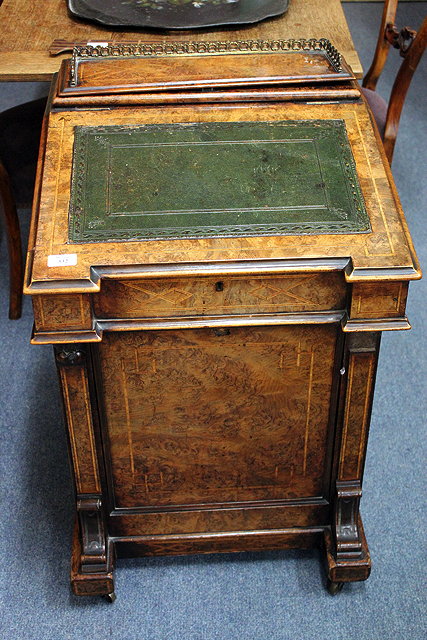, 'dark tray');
67,0,290,30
